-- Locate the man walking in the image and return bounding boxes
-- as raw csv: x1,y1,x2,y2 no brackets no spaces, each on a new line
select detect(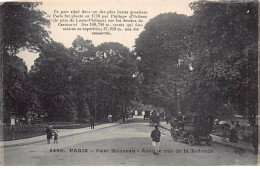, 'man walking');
90,116,95,129
151,124,161,155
